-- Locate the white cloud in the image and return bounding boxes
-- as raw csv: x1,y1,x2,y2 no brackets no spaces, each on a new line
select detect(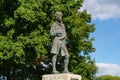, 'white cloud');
80,0,120,20
96,63,120,76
